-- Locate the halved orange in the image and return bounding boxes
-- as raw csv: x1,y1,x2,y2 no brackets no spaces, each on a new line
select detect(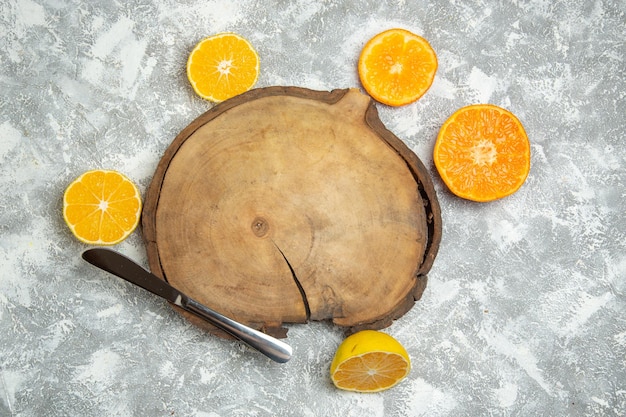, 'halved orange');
330,330,411,392
434,104,531,202
63,170,142,245
358,28,437,106
186,32,260,102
